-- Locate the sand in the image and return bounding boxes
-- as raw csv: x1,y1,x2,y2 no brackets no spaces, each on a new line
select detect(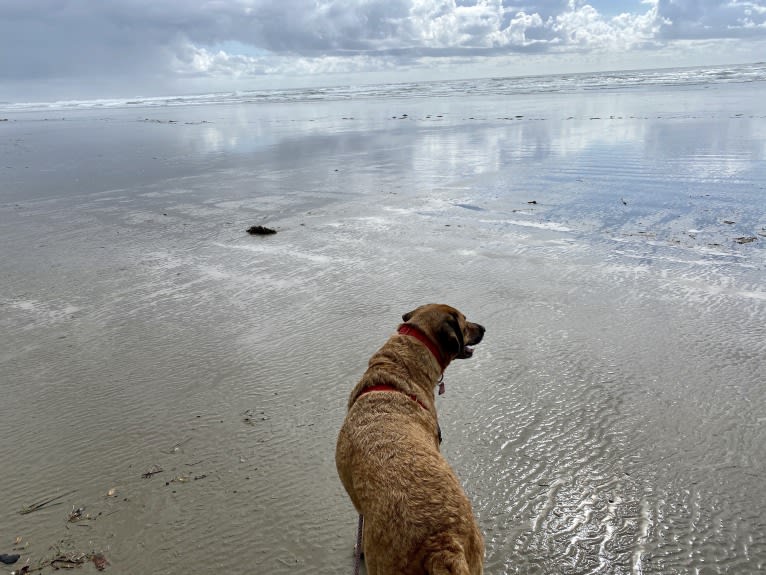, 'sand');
1,82,765,574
